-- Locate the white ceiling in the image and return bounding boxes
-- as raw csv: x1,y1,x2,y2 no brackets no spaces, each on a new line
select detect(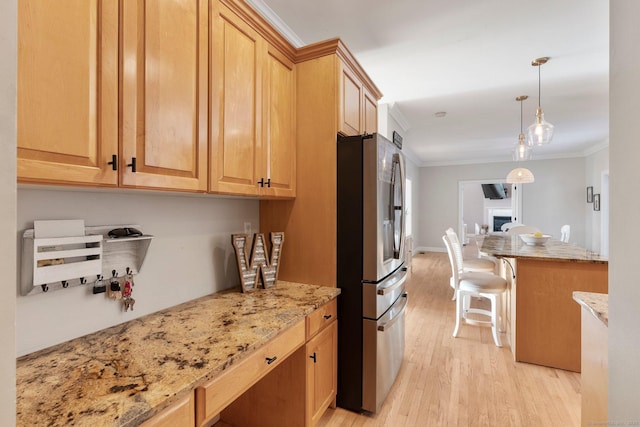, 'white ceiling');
249,0,609,166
